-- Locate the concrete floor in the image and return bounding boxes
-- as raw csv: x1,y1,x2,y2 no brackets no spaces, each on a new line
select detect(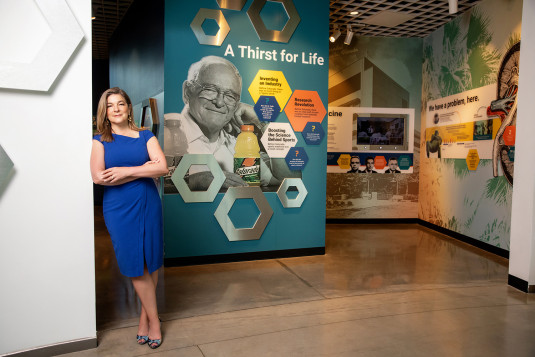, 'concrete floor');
64,208,535,356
